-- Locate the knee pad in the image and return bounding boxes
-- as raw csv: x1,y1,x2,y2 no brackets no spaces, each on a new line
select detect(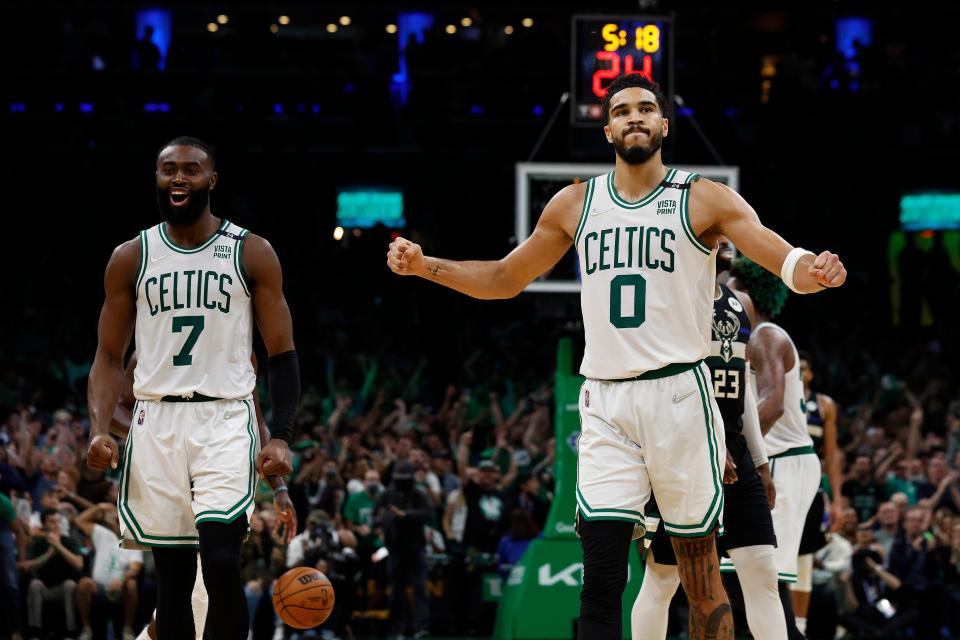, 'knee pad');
791,554,813,592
